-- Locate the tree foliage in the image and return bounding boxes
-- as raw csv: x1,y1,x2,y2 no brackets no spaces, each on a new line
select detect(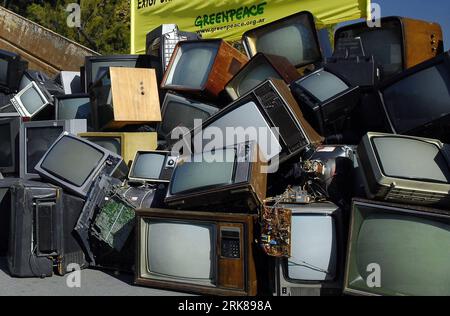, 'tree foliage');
3,0,130,54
